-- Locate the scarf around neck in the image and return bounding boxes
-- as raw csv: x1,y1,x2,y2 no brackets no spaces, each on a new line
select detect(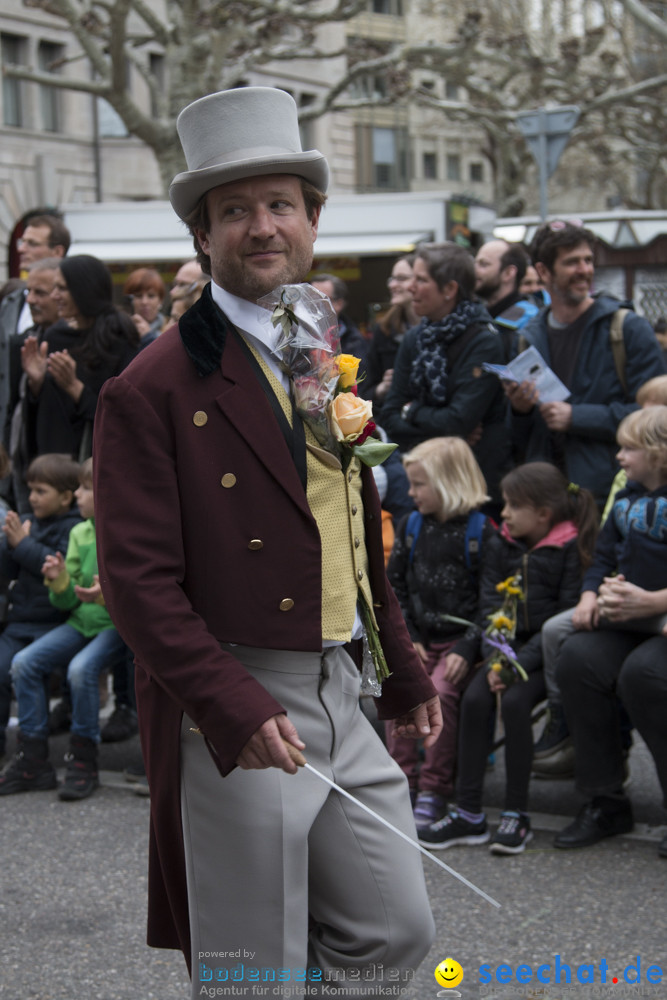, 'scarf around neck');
408,299,490,405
